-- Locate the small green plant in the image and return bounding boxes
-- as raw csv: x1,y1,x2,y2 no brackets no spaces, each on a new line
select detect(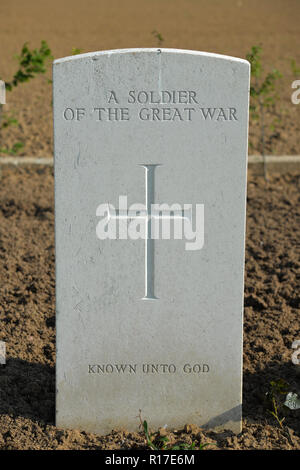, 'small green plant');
71,47,83,55
152,30,164,47
0,141,24,155
139,411,168,450
290,59,300,78
138,410,209,450
265,379,289,428
4,40,52,92
0,41,52,154
246,45,282,169
1,112,19,129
